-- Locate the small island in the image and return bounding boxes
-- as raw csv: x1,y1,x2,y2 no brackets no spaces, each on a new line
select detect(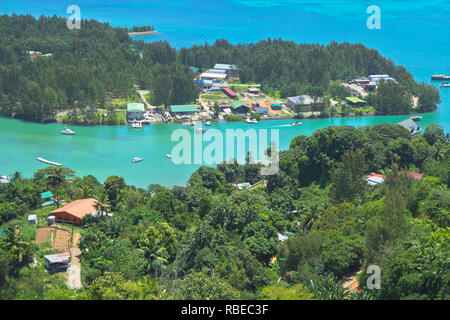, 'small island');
128,25,158,36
